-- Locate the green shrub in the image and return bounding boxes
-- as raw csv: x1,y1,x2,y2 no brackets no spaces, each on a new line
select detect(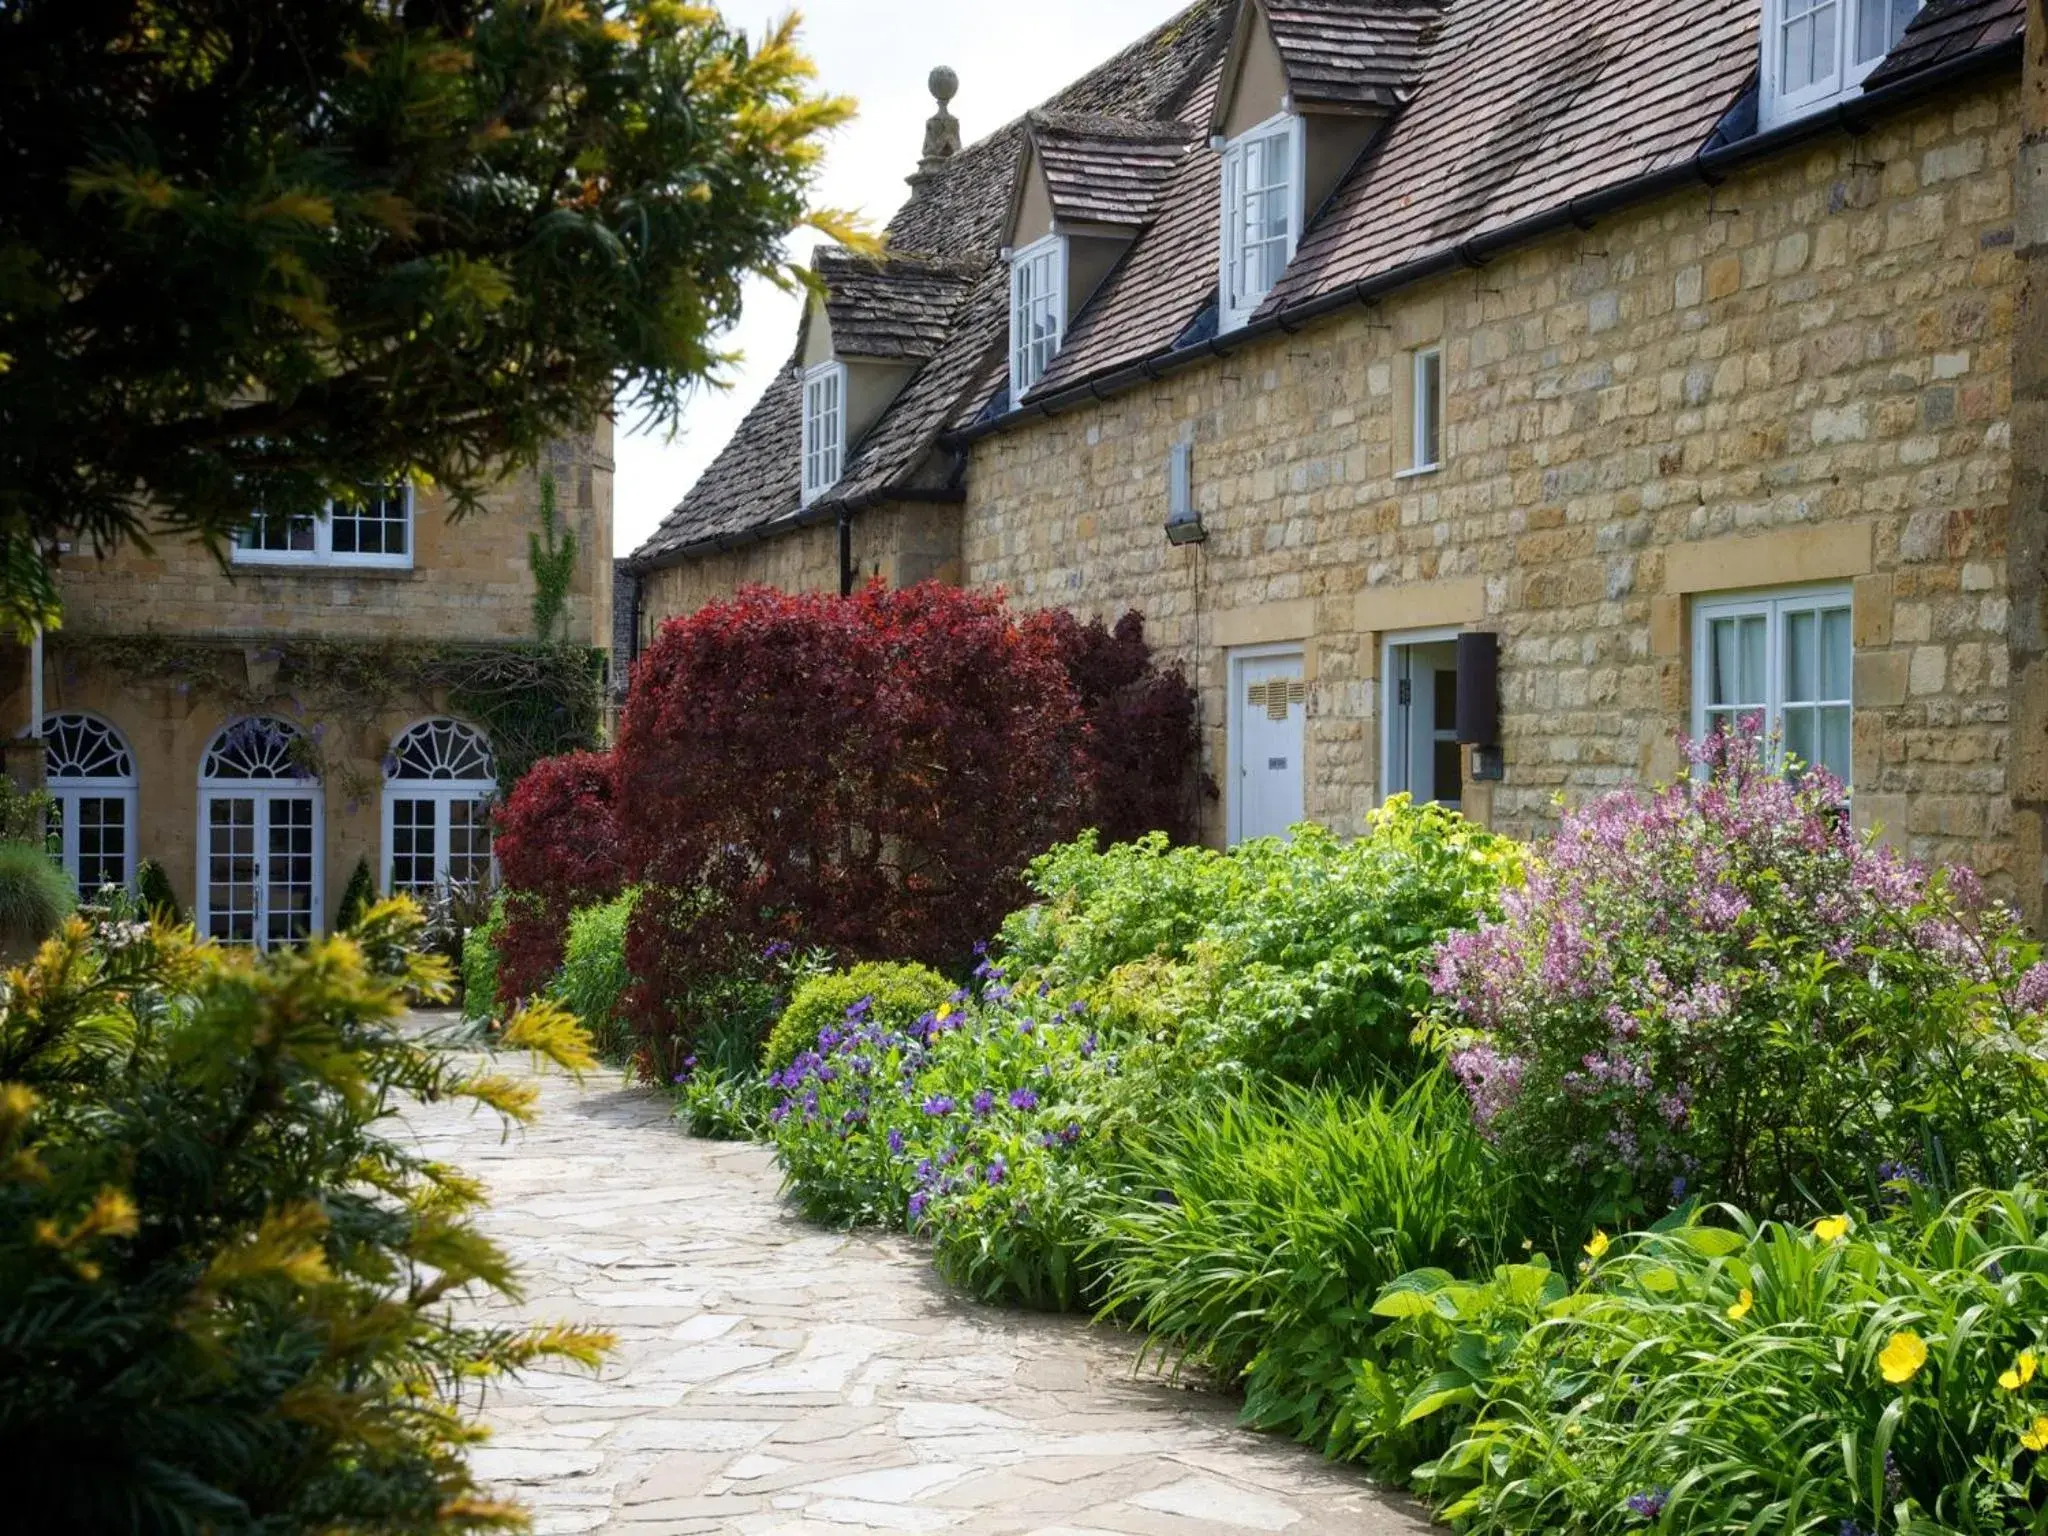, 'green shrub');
675,1067,779,1140
1095,1072,1520,1456
0,775,52,844
763,960,954,1073
1005,800,1520,1083
460,893,505,1022
1403,1189,2048,1534
553,889,638,1058
334,853,377,931
134,857,182,924
0,839,73,953
0,898,606,1531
